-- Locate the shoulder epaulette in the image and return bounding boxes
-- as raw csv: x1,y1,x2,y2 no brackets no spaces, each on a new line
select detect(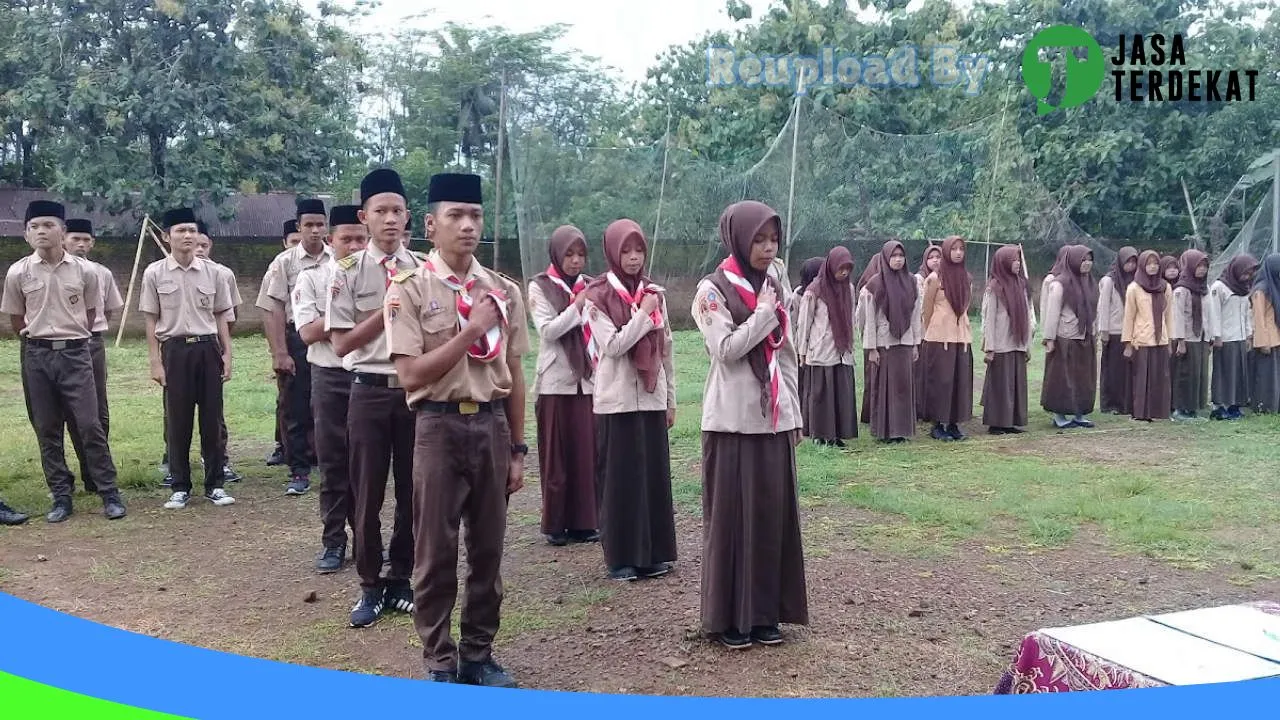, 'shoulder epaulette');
336,254,359,270
494,270,519,287
391,268,417,284
411,250,428,262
